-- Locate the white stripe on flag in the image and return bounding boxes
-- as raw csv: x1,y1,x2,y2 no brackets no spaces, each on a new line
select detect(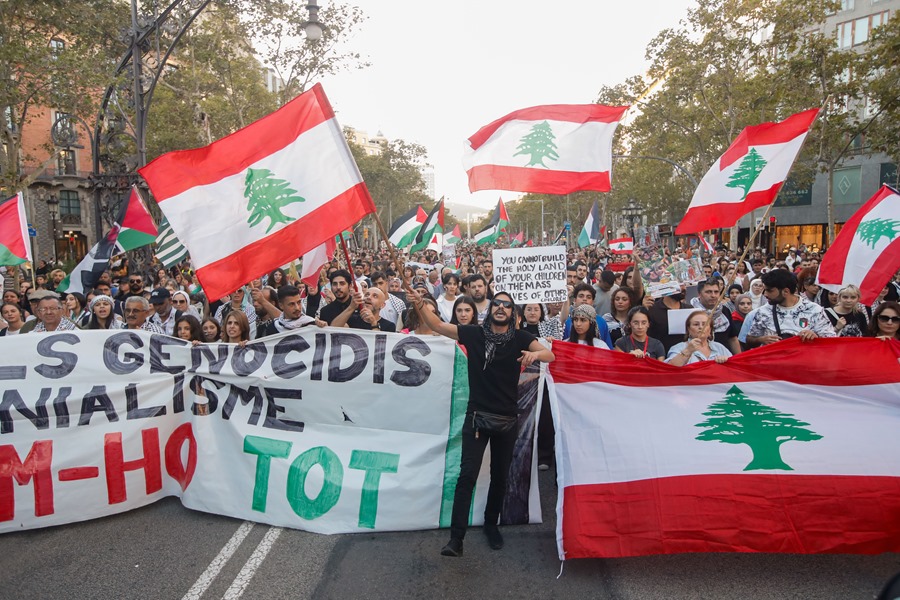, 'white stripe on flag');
161,119,361,267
